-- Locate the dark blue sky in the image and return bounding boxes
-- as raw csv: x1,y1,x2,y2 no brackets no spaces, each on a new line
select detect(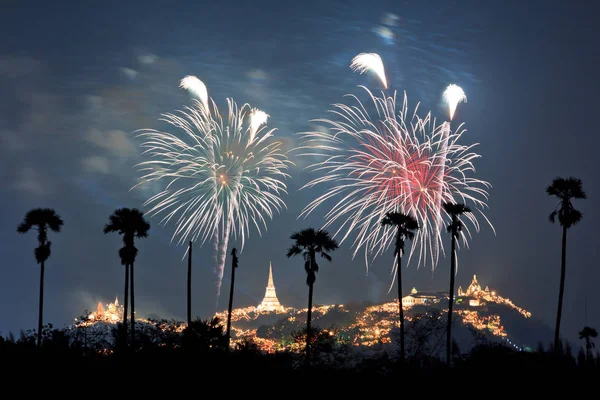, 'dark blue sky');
1,0,598,345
